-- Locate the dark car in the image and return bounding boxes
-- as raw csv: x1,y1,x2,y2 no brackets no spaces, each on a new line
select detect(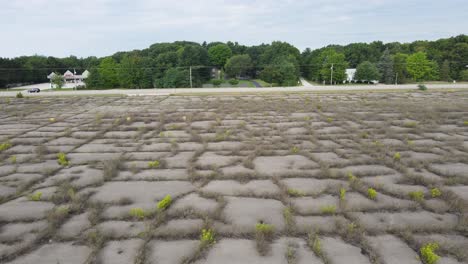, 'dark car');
27,88,40,93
